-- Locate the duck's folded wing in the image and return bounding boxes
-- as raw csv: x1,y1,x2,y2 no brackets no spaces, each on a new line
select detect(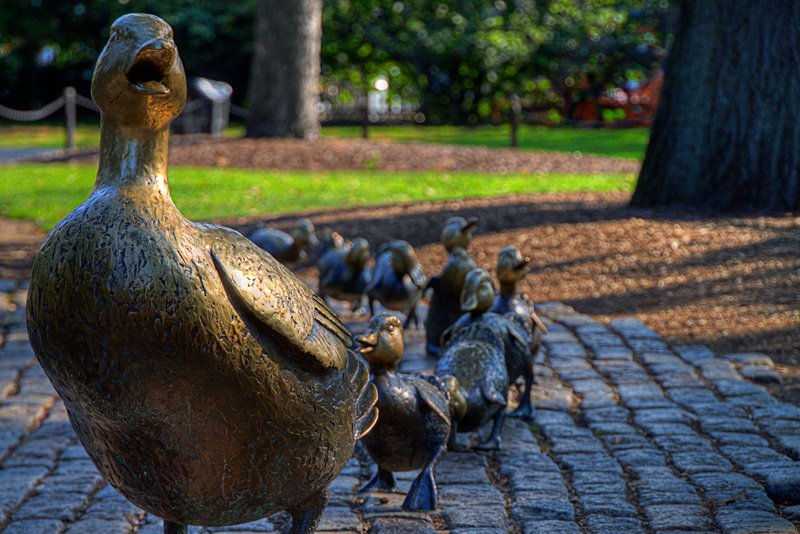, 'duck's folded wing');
204,225,350,370
414,379,450,424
